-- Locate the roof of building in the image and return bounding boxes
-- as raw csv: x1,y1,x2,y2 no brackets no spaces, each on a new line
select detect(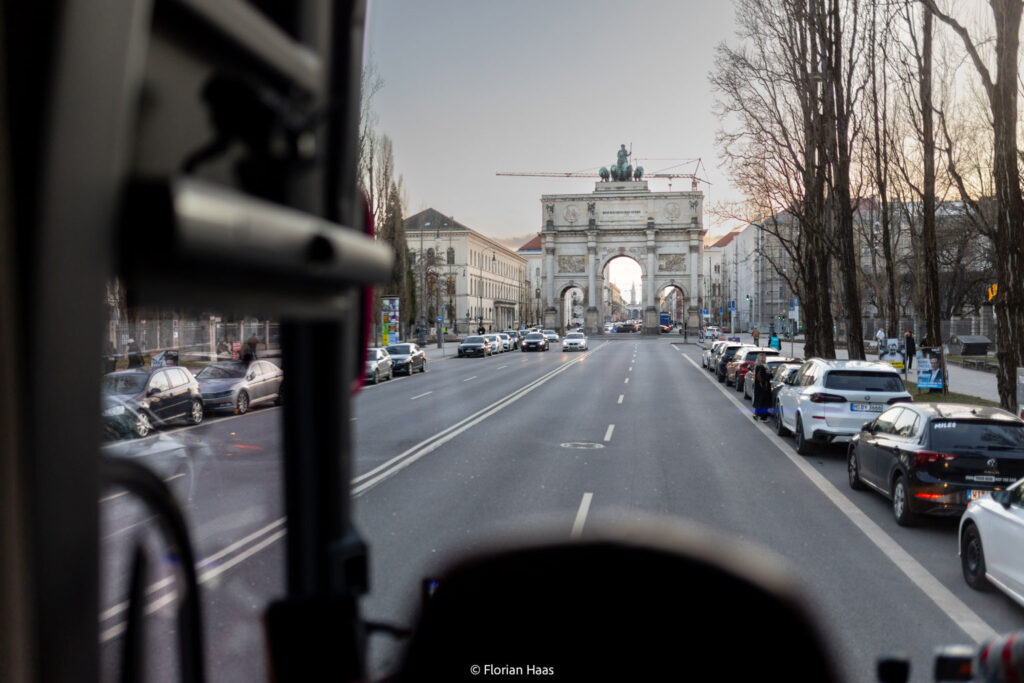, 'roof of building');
404,208,471,233
517,234,542,252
